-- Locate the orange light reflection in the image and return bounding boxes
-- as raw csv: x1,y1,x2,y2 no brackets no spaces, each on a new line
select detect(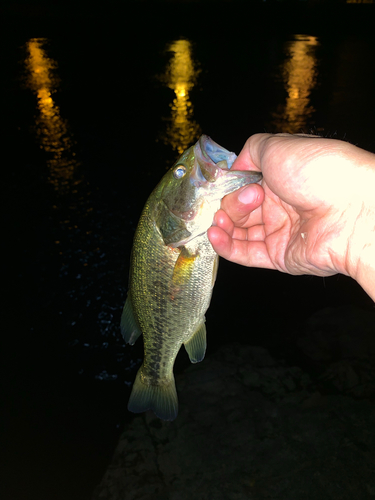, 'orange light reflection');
25,38,78,191
160,39,201,155
269,34,320,134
